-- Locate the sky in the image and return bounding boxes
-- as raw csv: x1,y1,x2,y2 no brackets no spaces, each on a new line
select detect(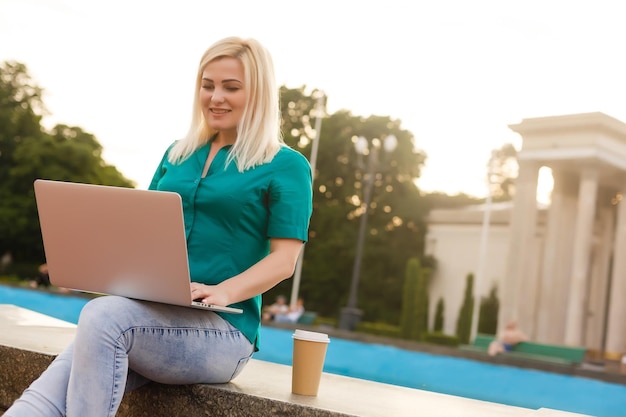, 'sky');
1,0,626,197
